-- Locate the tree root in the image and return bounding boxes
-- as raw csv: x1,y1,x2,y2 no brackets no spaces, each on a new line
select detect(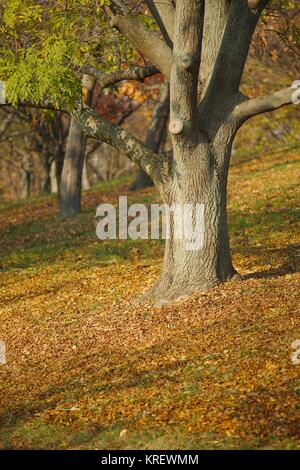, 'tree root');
134,270,244,307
